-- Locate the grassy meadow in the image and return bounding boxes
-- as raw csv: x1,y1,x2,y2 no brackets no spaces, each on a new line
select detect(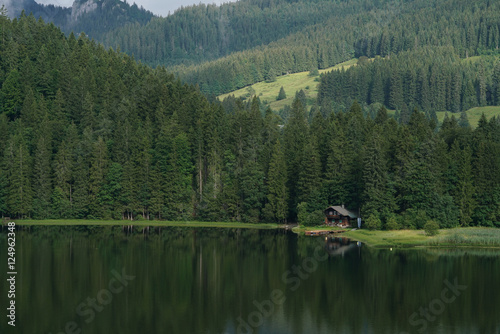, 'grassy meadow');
293,226,500,248
219,55,500,128
344,227,500,248
386,106,500,128
218,58,358,111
